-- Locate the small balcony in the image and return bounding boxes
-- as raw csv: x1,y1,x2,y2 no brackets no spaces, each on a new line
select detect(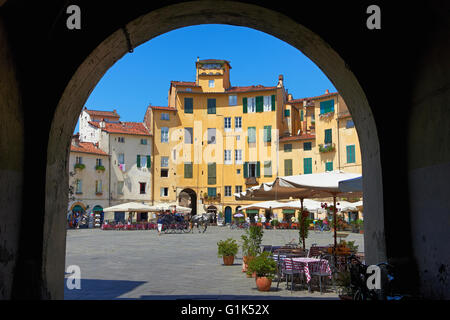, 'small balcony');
319,143,336,153
203,194,221,204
